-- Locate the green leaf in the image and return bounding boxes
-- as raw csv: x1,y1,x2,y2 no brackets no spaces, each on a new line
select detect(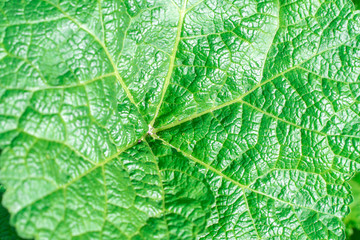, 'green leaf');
0,0,360,239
